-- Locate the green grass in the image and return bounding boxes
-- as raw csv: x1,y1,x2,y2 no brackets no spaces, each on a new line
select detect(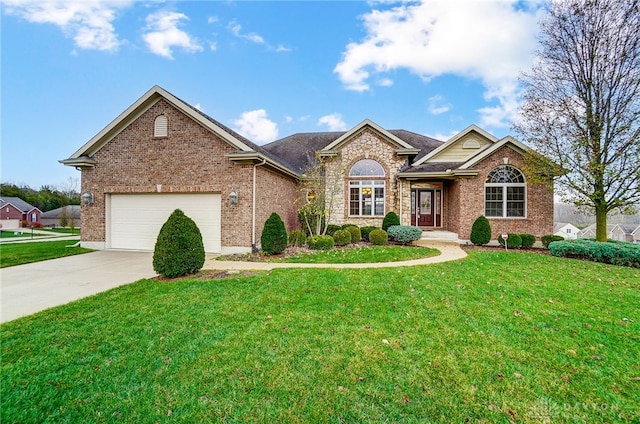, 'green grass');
0,230,45,238
276,245,440,263
2,250,639,423
41,227,80,235
0,240,93,268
